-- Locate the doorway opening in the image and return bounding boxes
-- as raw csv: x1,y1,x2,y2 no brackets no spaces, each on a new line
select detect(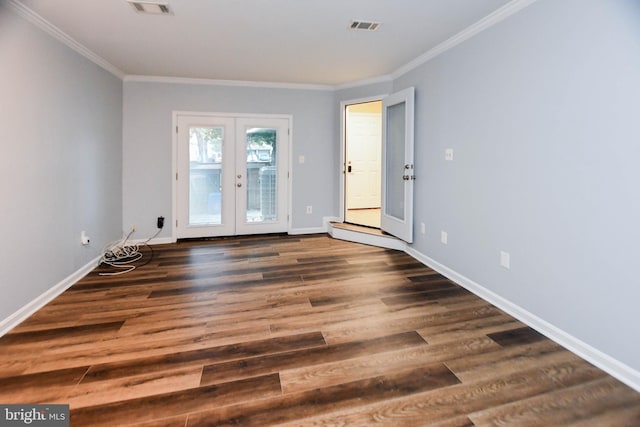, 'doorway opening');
344,100,382,229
